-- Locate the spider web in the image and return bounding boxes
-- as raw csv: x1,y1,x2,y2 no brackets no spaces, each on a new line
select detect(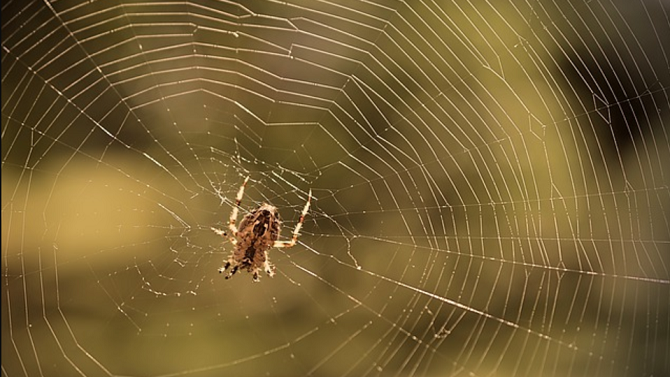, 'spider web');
2,0,669,376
